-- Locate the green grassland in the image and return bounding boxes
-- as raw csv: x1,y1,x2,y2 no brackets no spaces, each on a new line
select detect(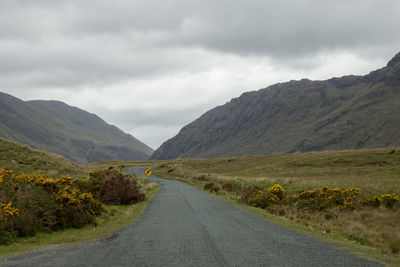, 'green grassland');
151,148,400,198
81,160,150,173
0,138,86,178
